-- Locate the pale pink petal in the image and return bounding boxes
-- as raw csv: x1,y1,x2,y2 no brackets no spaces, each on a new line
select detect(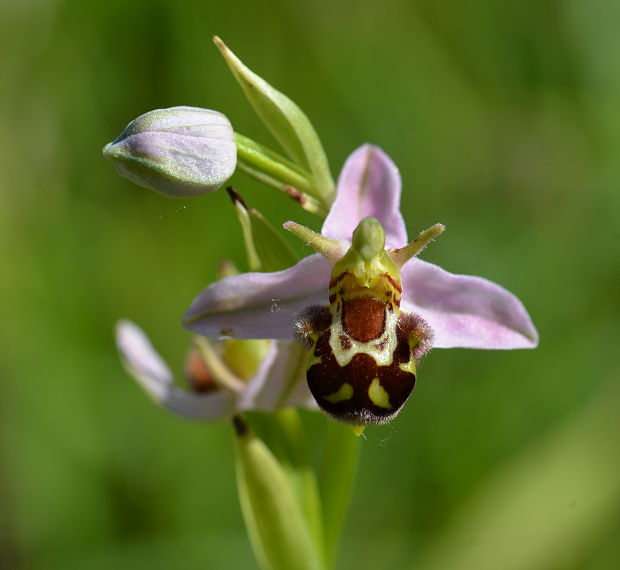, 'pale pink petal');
183,254,331,339
400,260,538,349
322,144,408,248
238,341,317,411
116,320,235,419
